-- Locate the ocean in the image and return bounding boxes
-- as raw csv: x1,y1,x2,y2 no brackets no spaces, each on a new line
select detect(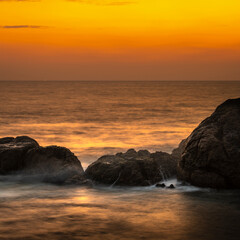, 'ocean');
0,81,240,239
